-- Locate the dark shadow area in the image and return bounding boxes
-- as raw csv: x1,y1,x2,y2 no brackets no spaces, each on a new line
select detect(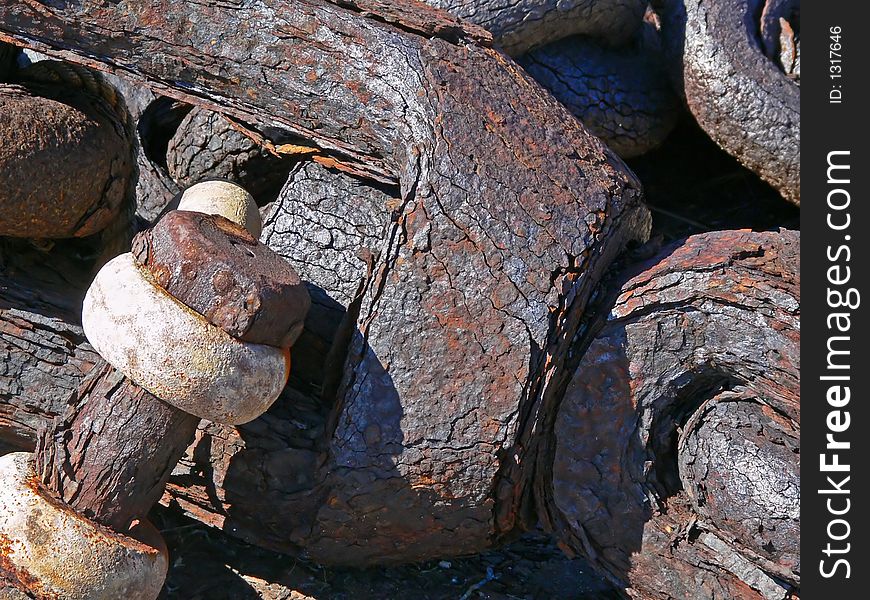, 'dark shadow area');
153,500,620,599
138,97,193,171
138,97,303,209
627,117,799,243
1,237,100,450
0,235,99,323
643,365,743,500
